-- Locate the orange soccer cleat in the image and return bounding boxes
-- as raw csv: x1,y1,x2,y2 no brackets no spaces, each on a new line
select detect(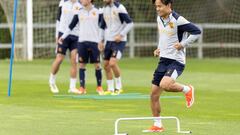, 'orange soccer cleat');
96,86,104,95
142,125,164,133
79,87,87,95
185,85,195,108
